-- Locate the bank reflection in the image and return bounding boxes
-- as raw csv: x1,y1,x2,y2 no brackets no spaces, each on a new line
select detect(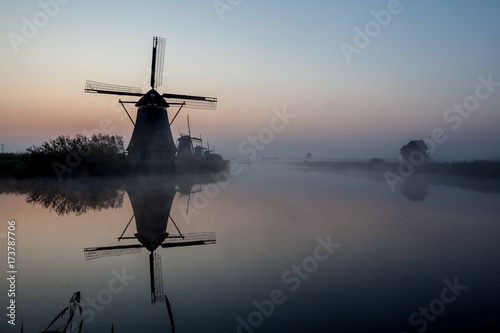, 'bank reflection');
396,173,500,201
303,167,500,202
